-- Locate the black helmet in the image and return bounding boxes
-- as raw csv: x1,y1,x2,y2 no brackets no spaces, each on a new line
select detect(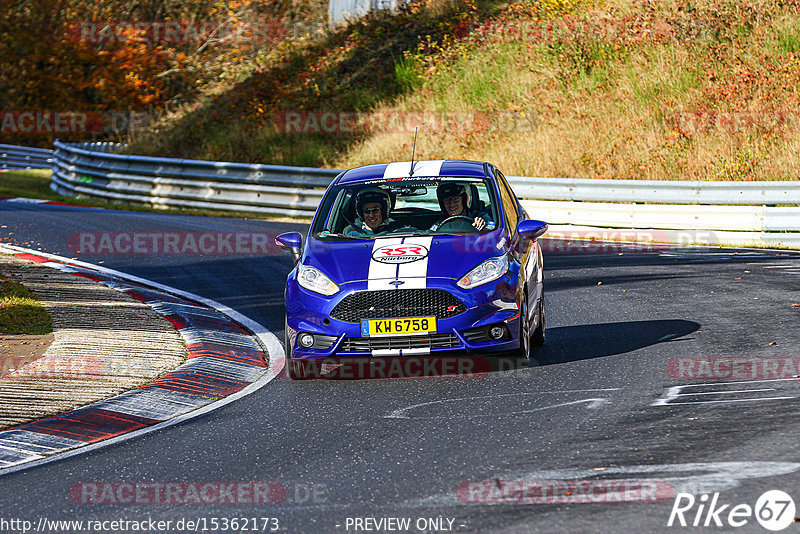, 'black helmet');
436,182,470,212
355,187,391,220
